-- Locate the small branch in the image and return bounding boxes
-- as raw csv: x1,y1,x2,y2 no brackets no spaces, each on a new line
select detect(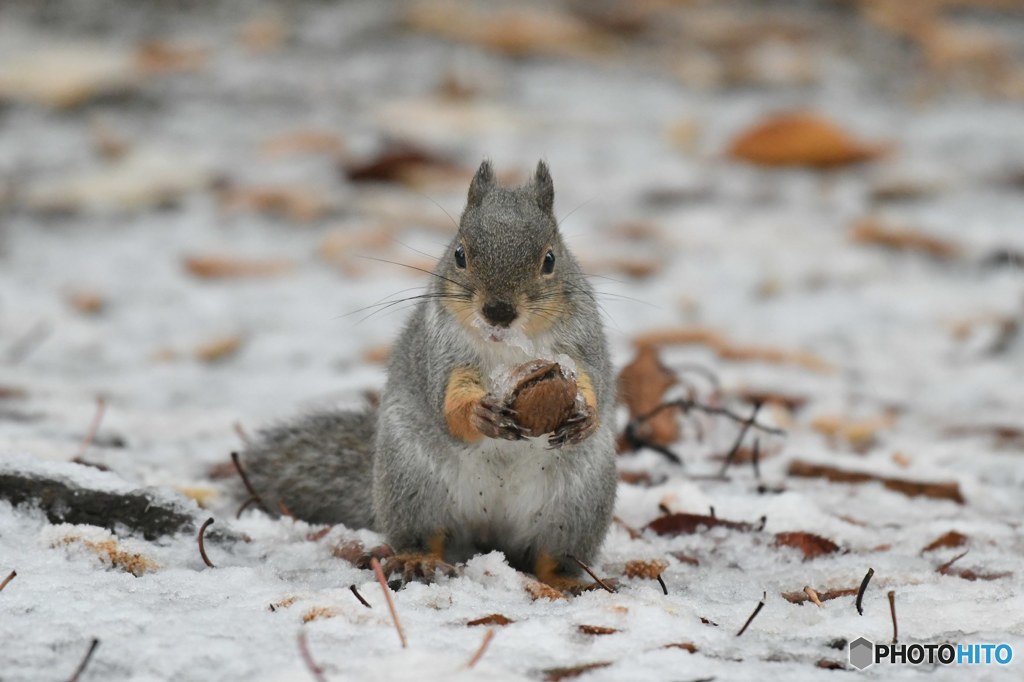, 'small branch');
656,574,668,596
297,629,328,682
198,517,215,568
621,422,683,465
465,628,495,669
369,557,407,648
751,437,762,480
76,397,107,458
231,451,268,517
233,421,253,449
855,567,874,616
937,550,969,574
0,570,16,593
349,584,371,609
568,555,616,594
803,586,824,608
888,590,898,643
736,592,767,637
637,397,785,438
718,402,763,478
67,638,99,682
